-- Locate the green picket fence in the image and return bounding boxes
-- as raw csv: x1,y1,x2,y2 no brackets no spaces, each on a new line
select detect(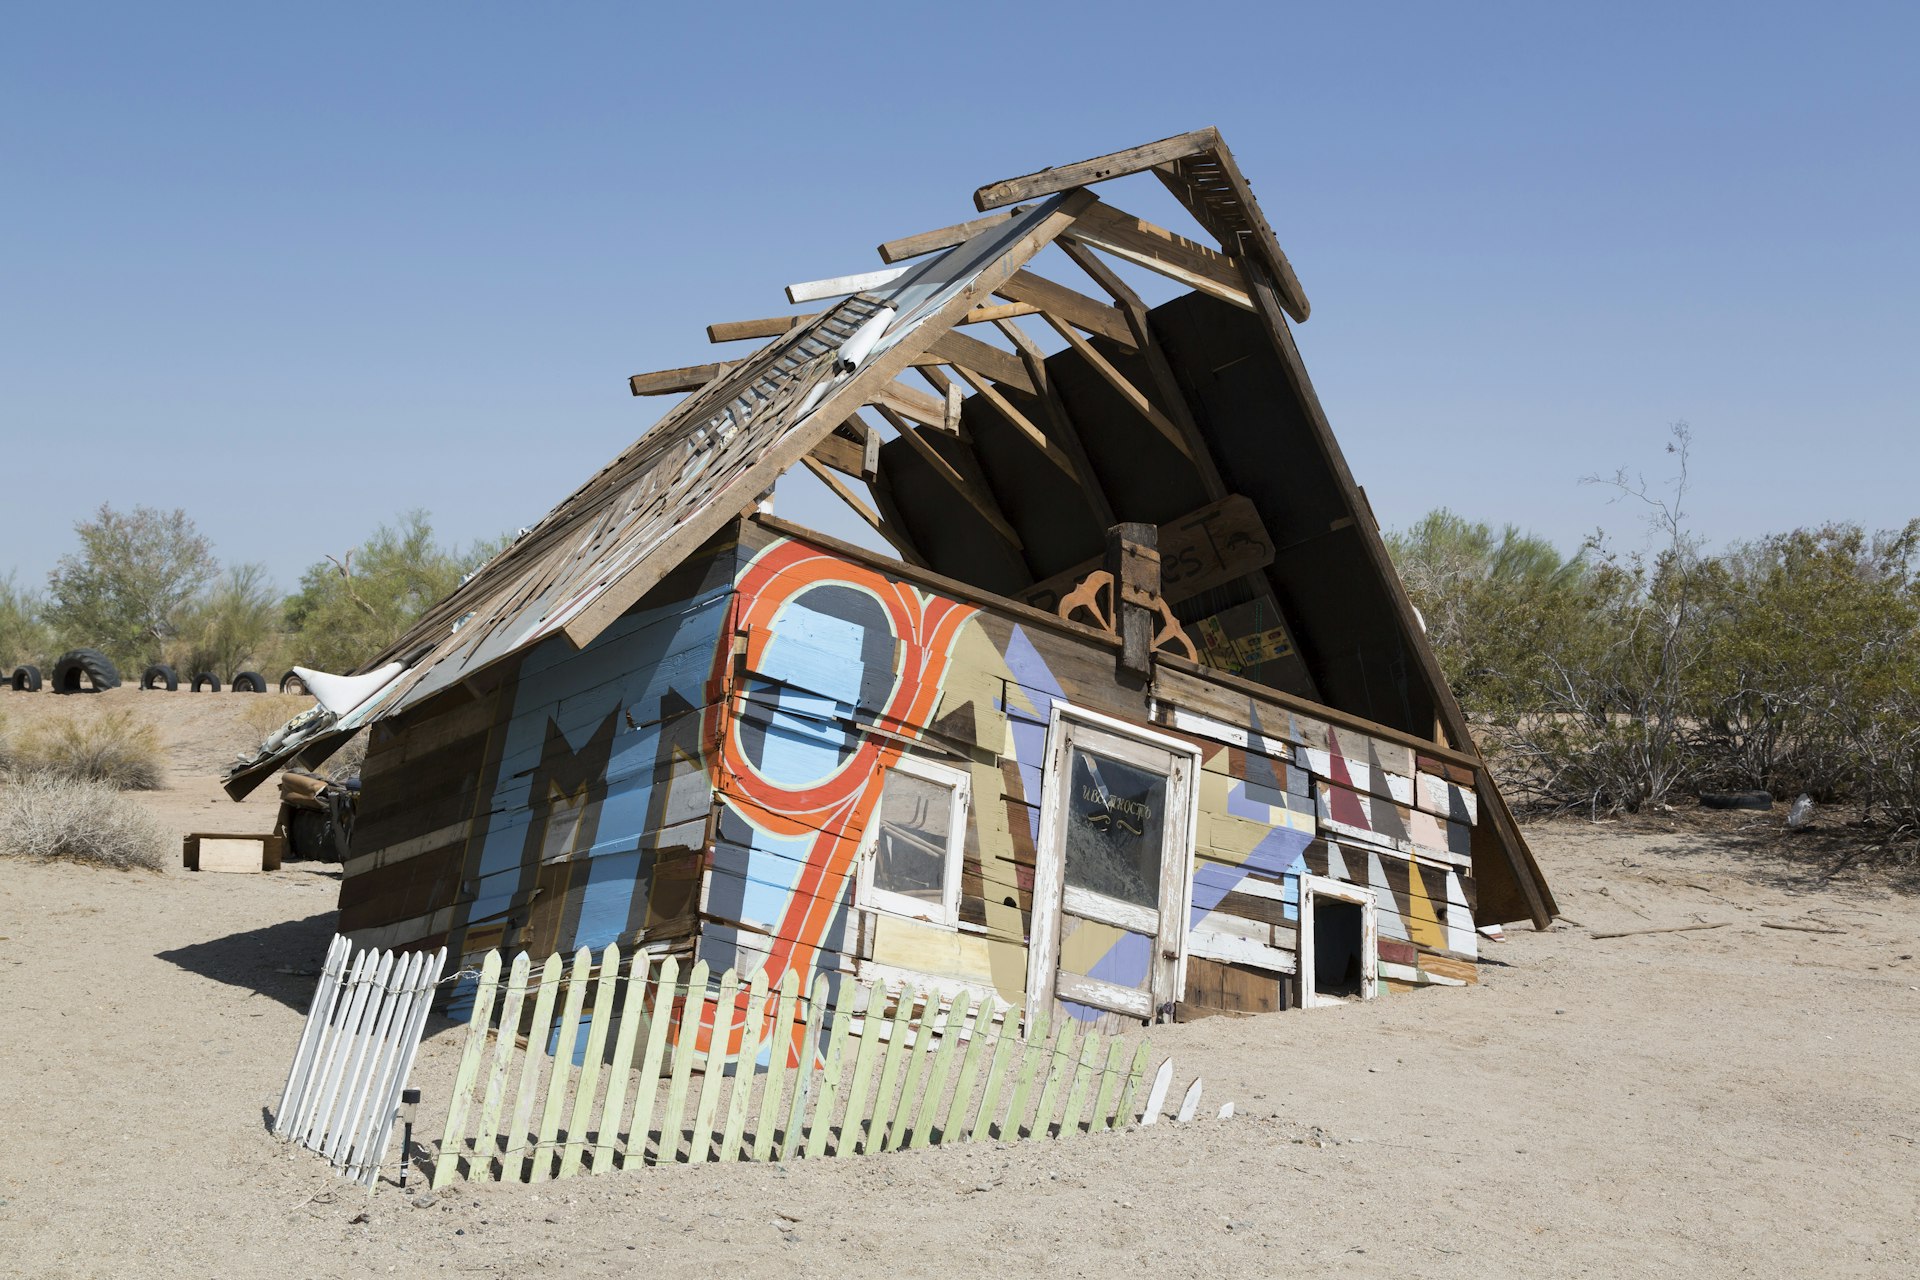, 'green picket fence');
430,945,1180,1186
